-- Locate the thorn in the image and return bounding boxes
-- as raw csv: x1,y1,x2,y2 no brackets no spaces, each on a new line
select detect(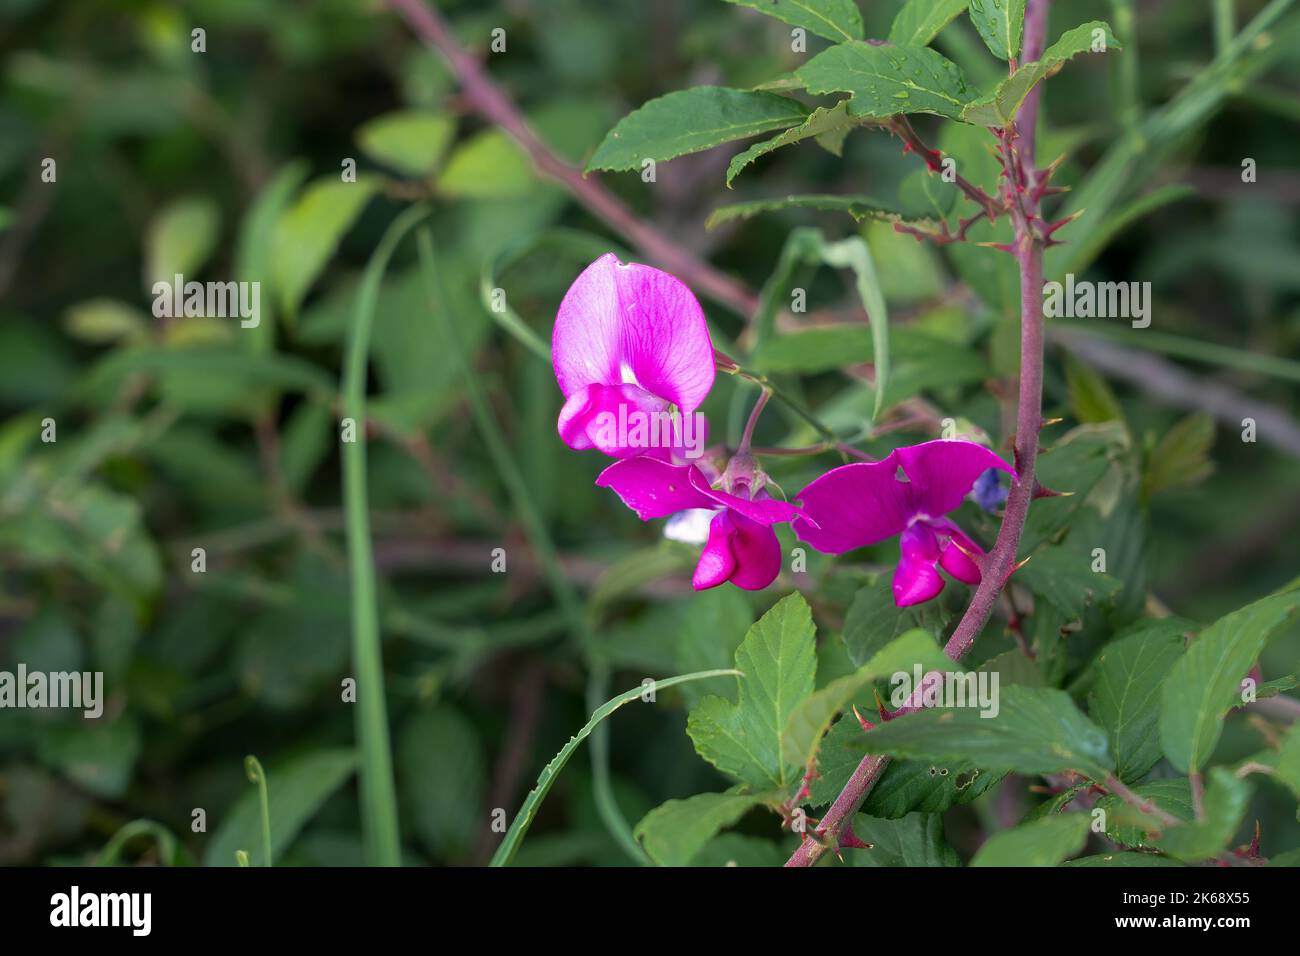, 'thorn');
852,704,876,732
872,689,902,722
1043,208,1086,237
1006,555,1033,583
1041,416,1064,428
1032,482,1074,500
1039,185,1071,197
839,821,872,850
976,241,1017,254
